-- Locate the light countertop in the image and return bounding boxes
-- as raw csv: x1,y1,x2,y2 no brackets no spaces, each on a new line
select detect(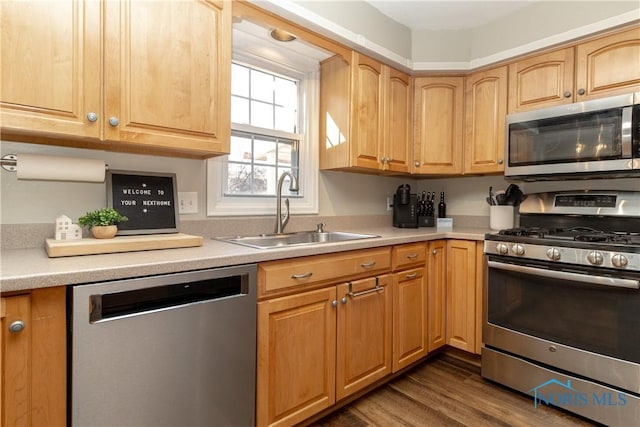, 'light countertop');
1,226,490,292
